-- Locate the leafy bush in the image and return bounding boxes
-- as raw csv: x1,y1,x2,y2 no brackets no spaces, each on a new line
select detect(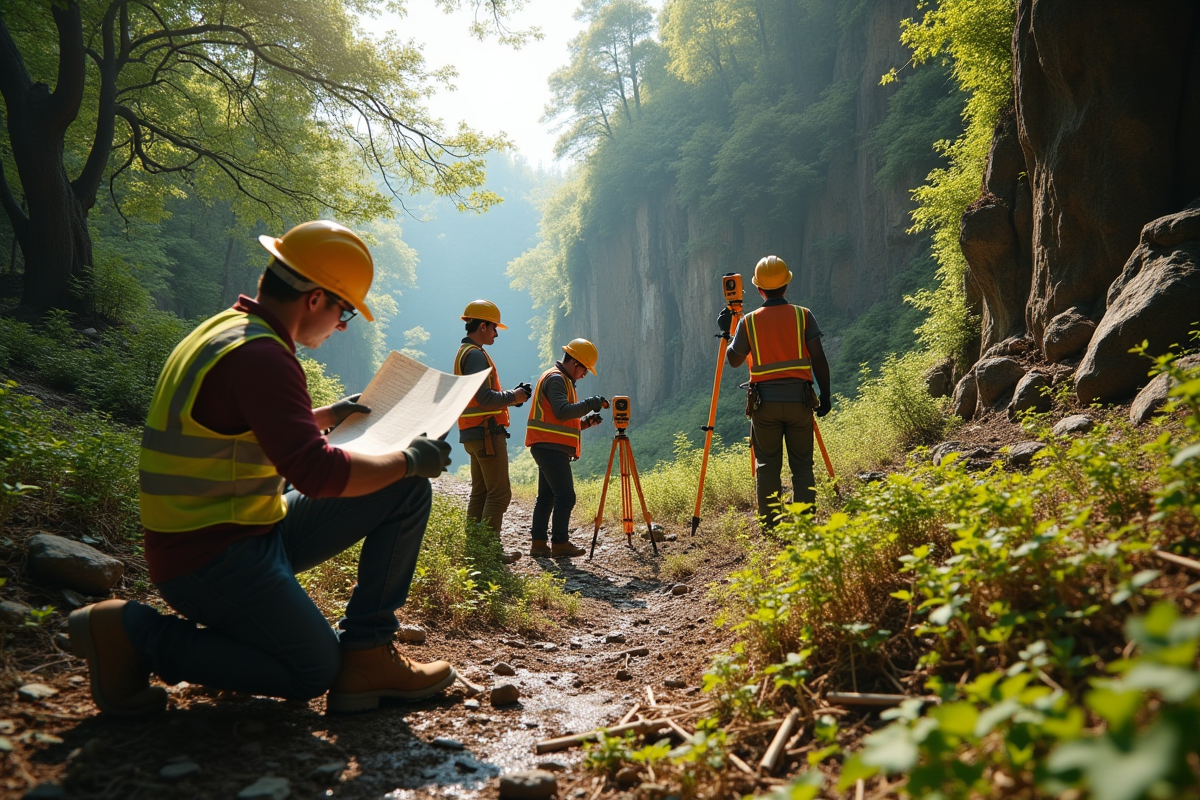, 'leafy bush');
299,356,346,408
